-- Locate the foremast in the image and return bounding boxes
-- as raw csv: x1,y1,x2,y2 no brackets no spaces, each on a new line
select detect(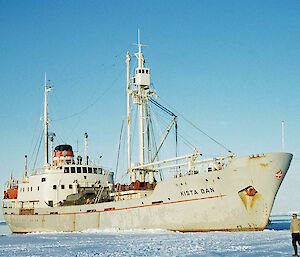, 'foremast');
43,73,52,168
